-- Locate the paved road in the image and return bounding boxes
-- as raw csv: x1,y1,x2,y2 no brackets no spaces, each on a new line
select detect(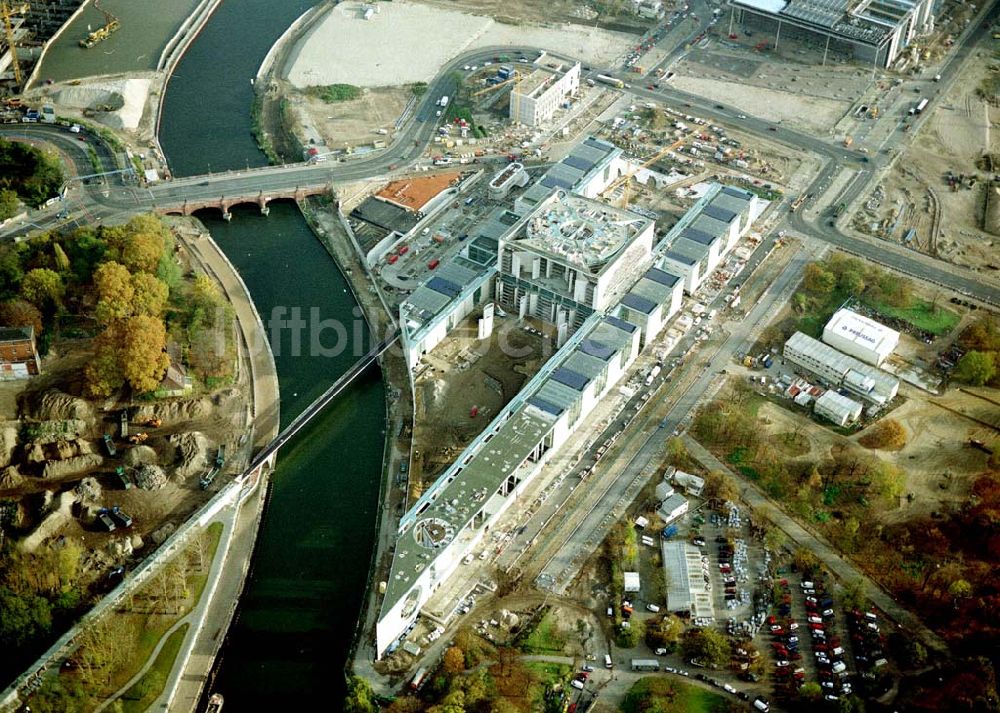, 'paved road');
680,437,950,654
531,238,824,595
